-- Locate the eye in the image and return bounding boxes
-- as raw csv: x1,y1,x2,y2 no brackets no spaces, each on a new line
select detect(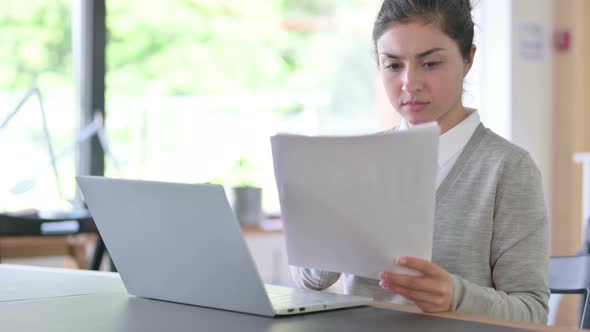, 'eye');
384,63,402,71
423,61,442,69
